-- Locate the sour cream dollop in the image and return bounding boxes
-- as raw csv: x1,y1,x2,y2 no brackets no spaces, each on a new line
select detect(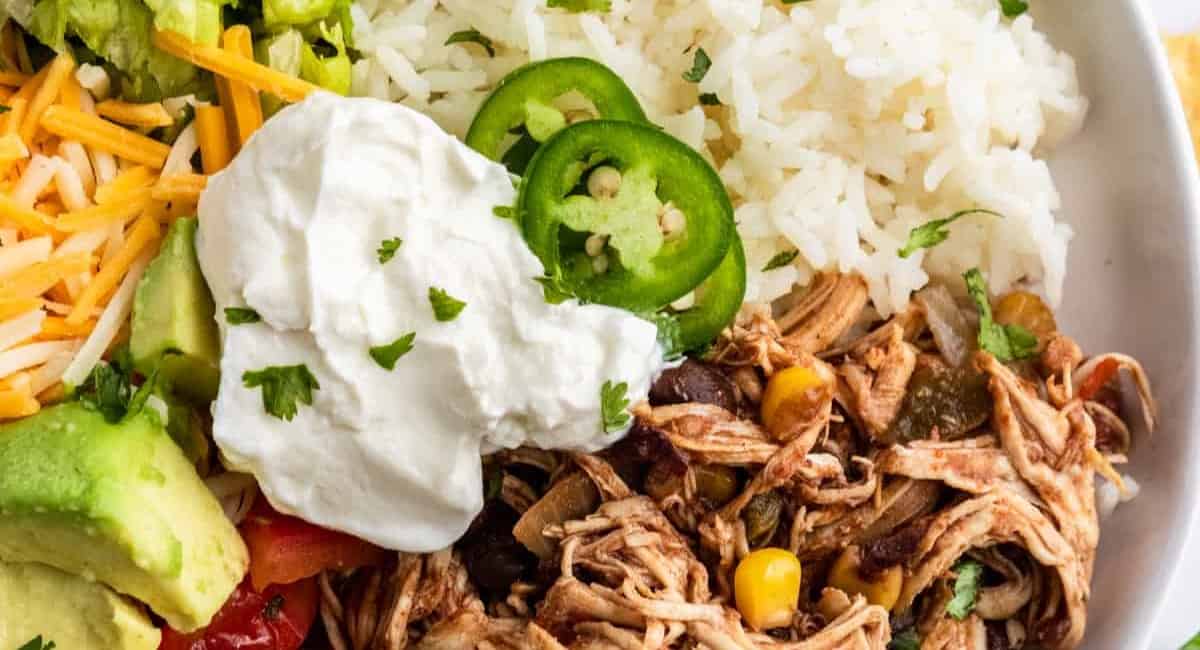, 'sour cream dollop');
197,93,665,552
